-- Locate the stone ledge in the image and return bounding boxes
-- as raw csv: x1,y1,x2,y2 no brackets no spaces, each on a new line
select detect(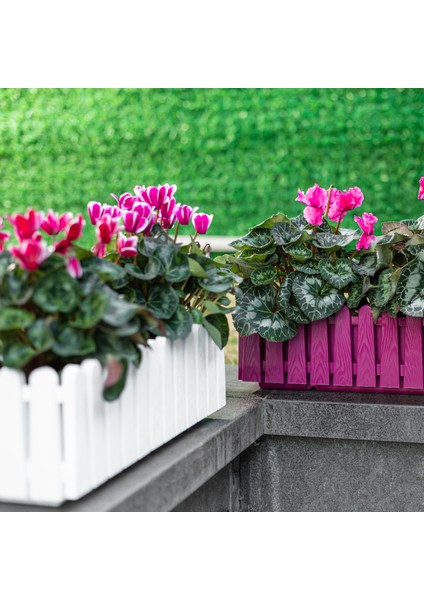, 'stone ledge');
2,366,424,511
